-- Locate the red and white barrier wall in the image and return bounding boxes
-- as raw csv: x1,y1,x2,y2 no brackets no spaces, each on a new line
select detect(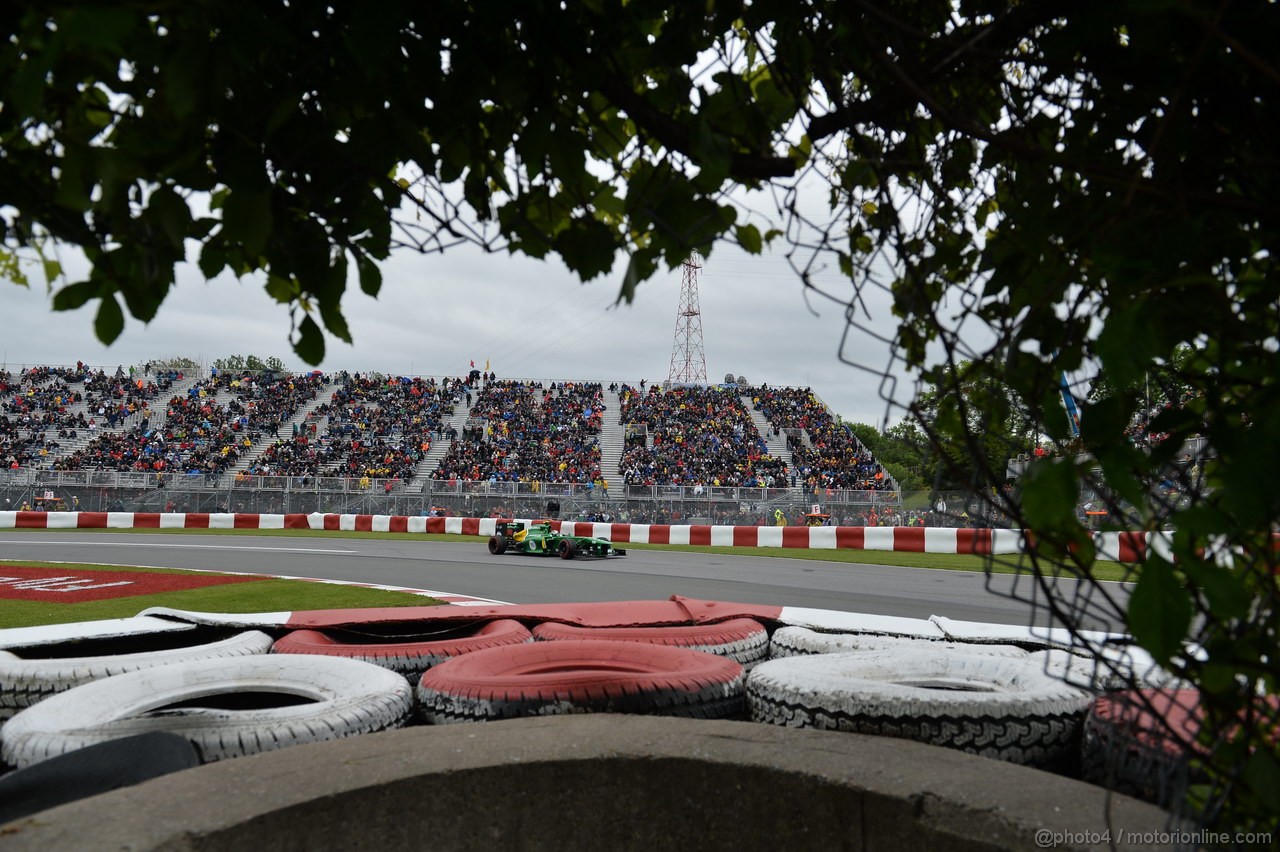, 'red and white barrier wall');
0,510,1174,562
